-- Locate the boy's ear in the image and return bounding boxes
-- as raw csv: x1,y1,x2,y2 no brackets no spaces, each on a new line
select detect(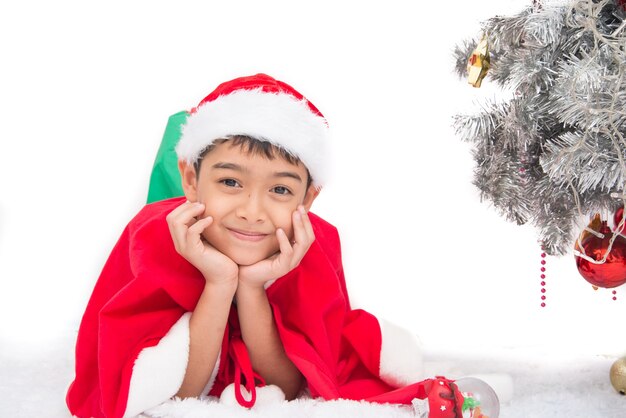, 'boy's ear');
302,185,321,211
178,160,199,202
